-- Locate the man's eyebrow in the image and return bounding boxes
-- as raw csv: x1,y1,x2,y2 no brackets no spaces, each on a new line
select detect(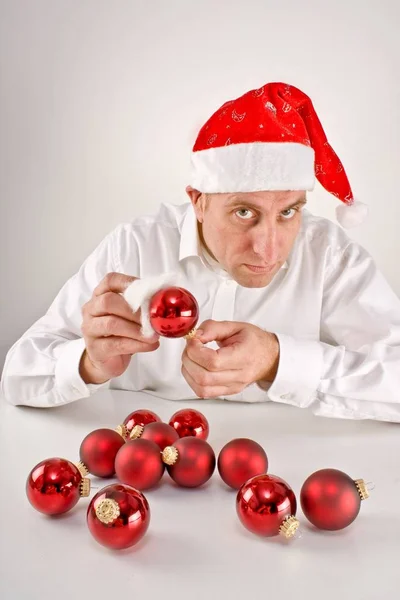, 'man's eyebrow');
282,198,307,211
225,197,307,211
